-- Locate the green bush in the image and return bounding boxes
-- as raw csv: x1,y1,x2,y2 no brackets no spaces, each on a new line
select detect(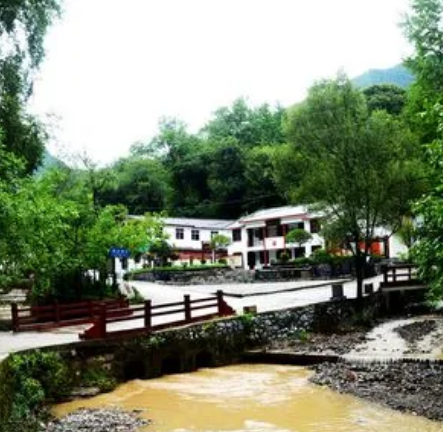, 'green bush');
218,258,227,265
291,257,312,267
80,366,117,393
279,251,290,263
0,351,72,432
311,249,333,264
